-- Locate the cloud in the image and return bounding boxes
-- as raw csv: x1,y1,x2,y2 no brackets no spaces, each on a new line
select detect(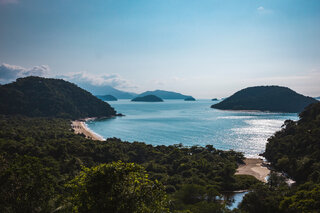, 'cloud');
0,63,50,83
0,0,18,5
58,72,136,90
257,6,265,11
257,6,273,14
